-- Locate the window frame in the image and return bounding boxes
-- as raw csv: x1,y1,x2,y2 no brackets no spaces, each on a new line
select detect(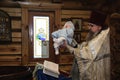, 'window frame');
28,11,55,62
